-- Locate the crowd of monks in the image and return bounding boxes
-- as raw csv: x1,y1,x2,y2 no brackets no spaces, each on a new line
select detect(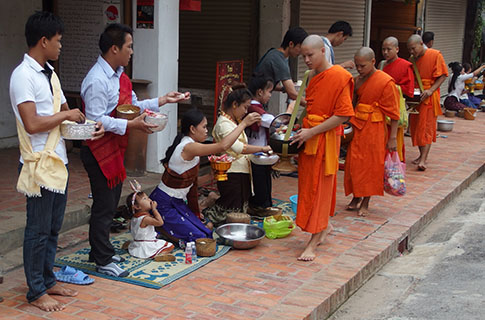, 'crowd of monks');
290,34,448,261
